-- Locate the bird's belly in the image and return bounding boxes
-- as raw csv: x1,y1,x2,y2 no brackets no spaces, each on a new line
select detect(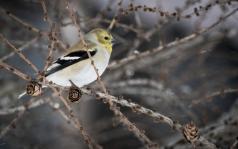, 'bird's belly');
46,51,109,87
72,60,108,87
